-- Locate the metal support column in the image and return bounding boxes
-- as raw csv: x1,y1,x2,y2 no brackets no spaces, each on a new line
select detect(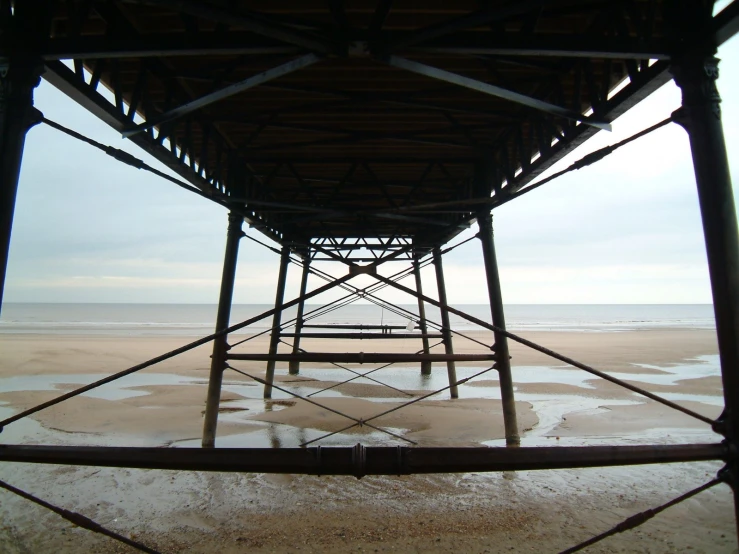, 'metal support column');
264,246,290,398
413,254,432,375
0,3,51,315
477,210,520,447
432,247,458,398
672,50,739,531
202,211,243,448
0,49,44,313
289,253,311,375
